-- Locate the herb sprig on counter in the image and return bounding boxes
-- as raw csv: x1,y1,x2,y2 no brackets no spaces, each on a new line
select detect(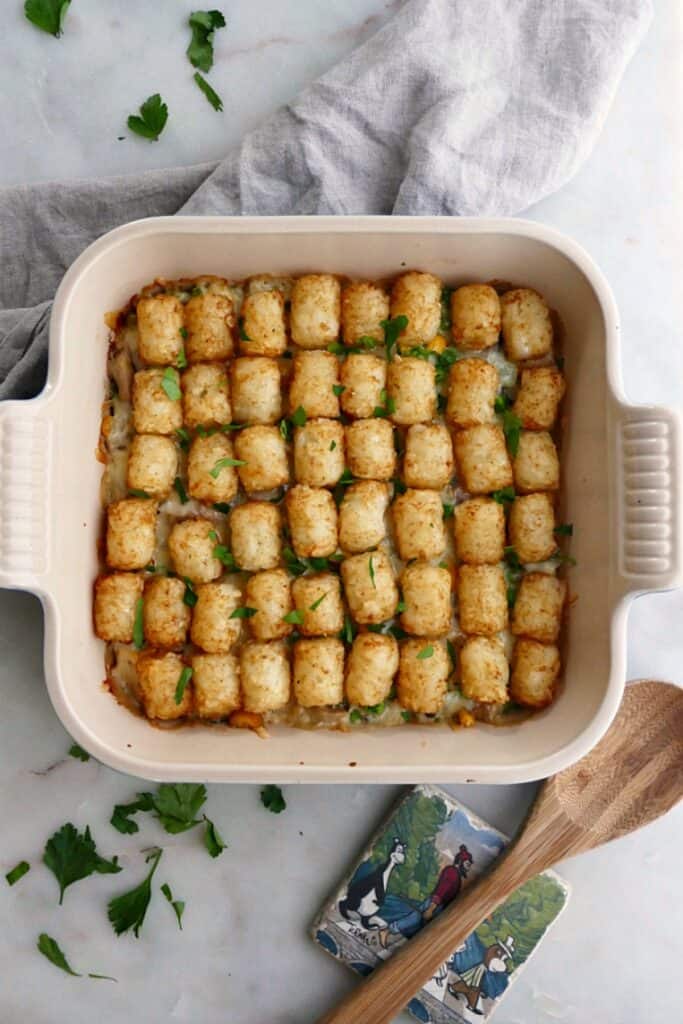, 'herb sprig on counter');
24,0,71,38
127,94,169,143
187,9,226,72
